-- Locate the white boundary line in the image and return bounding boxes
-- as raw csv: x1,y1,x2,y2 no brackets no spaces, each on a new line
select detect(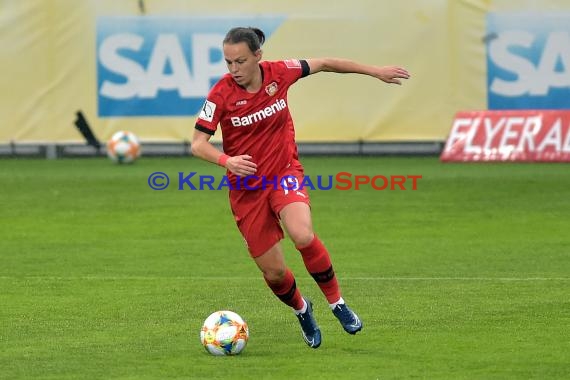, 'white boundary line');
0,276,568,281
